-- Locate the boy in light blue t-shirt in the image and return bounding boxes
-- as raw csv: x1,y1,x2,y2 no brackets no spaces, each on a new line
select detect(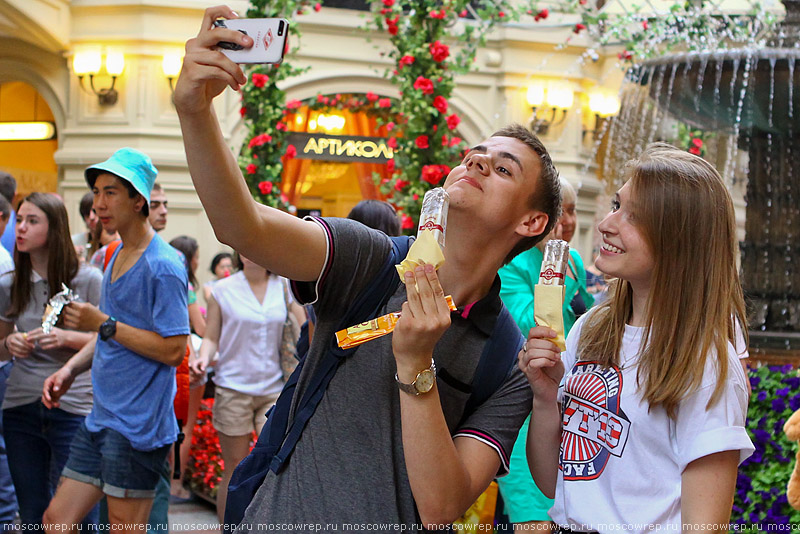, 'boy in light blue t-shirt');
41,148,189,531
